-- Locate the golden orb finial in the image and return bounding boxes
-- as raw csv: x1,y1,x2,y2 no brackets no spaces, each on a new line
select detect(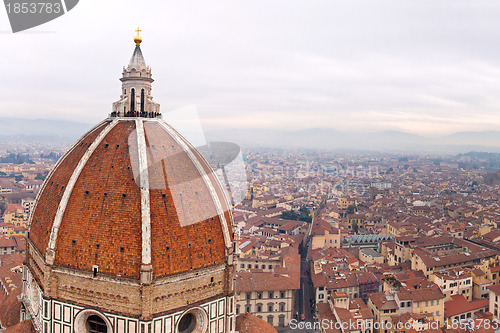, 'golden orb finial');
134,27,142,46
